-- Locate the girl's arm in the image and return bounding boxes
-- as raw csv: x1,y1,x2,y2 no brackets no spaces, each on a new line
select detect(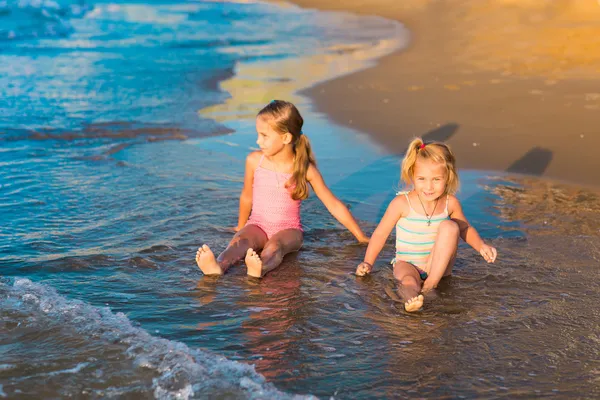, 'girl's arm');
356,195,405,276
449,196,497,263
307,165,369,243
236,152,260,231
